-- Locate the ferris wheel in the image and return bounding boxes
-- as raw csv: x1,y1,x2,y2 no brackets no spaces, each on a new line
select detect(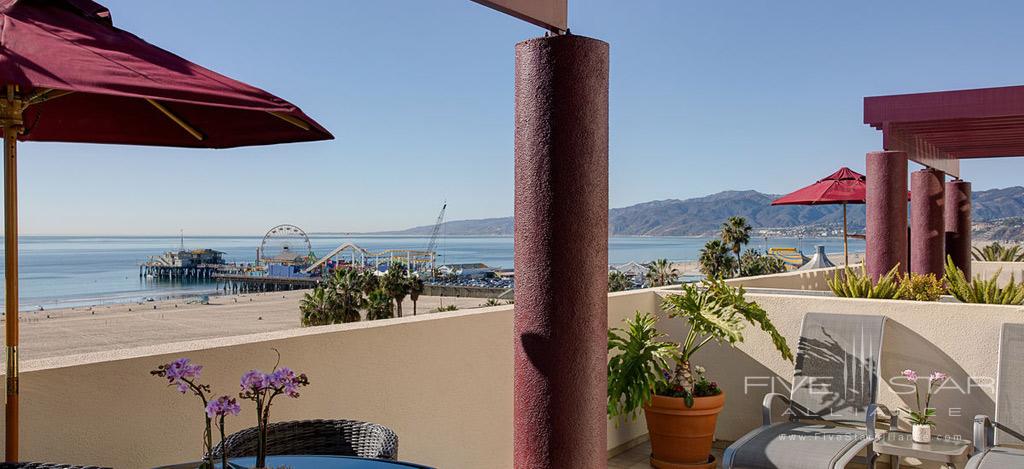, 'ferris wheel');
258,224,313,264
